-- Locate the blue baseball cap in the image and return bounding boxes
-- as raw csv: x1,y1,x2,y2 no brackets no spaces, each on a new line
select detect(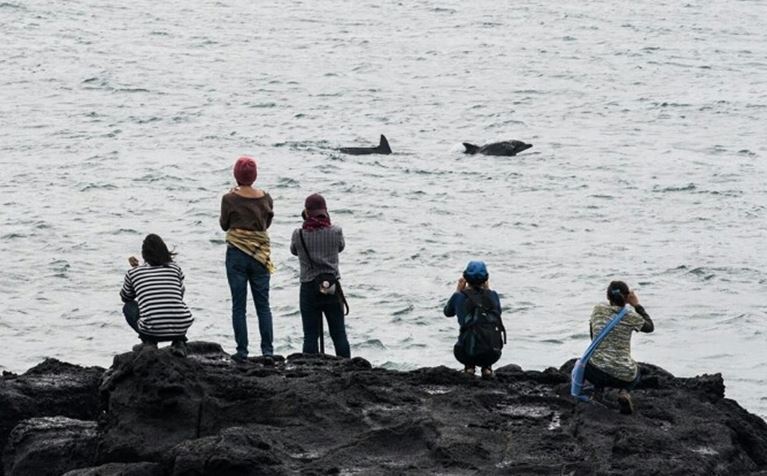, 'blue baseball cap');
463,260,489,282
